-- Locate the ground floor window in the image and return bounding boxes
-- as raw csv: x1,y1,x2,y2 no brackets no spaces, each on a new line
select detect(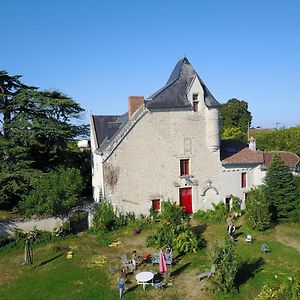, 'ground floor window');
152,199,161,212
